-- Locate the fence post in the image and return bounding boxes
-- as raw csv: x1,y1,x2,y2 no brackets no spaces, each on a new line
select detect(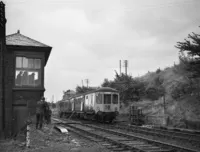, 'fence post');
26,114,32,148
26,124,30,148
